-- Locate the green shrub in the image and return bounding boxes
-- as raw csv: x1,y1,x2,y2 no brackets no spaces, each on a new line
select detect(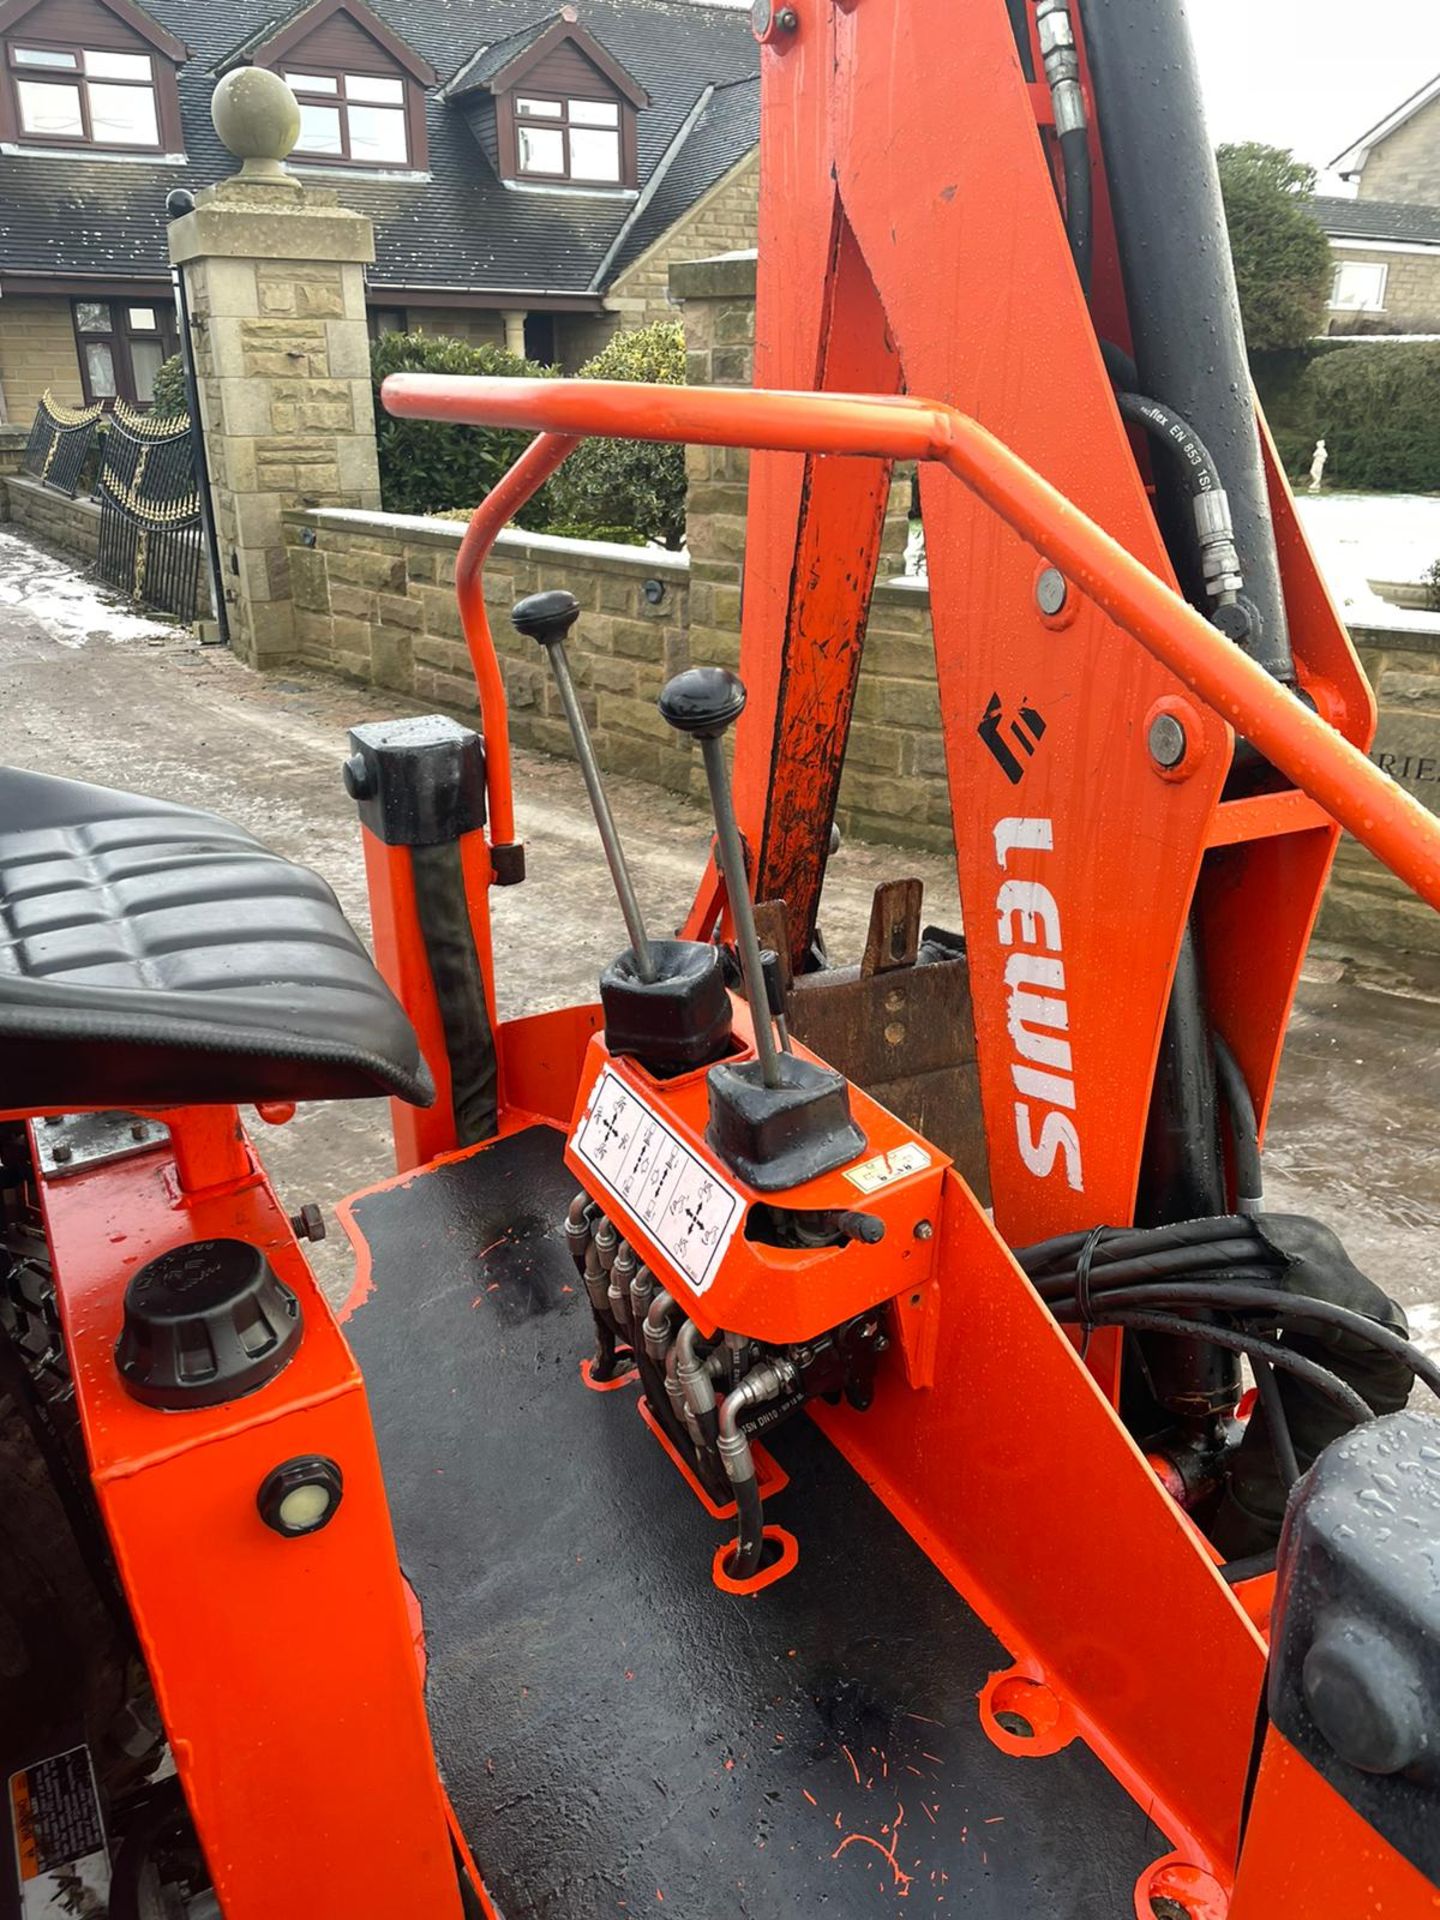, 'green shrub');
1426,558,1440,613
1217,143,1332,353
371,331,556,521
1253,342,1440,493
149,353,189,419
546,321,688,548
